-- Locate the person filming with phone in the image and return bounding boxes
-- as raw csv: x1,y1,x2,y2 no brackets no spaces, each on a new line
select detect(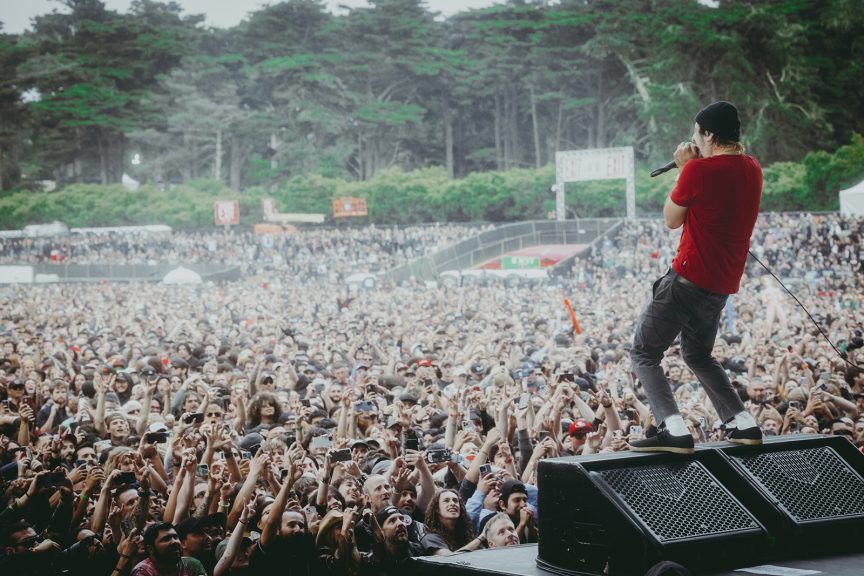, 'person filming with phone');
630,101,764,454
